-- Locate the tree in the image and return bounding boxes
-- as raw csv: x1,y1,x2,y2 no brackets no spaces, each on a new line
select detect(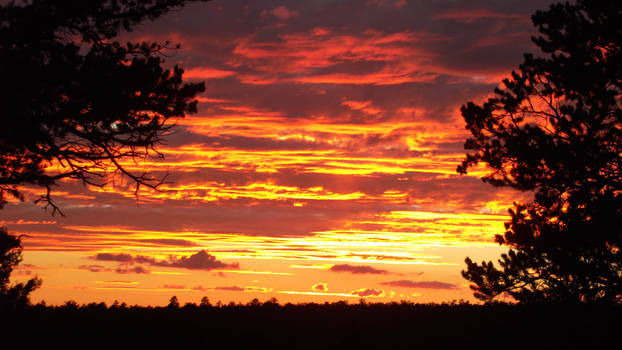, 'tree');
1,0,208,215
0,0,208,307
167,295,180,309
458,0,621,303
0,227,42,309
199,296,212,308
